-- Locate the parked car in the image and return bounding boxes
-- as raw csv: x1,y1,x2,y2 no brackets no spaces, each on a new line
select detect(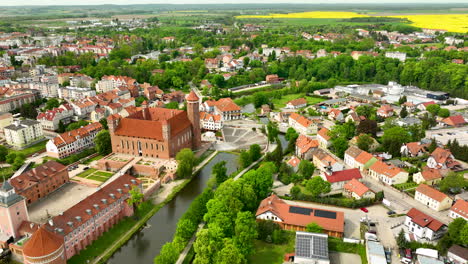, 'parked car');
387,210,396,215
360,207,369,213
404,249,412,259
83,167,89,170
